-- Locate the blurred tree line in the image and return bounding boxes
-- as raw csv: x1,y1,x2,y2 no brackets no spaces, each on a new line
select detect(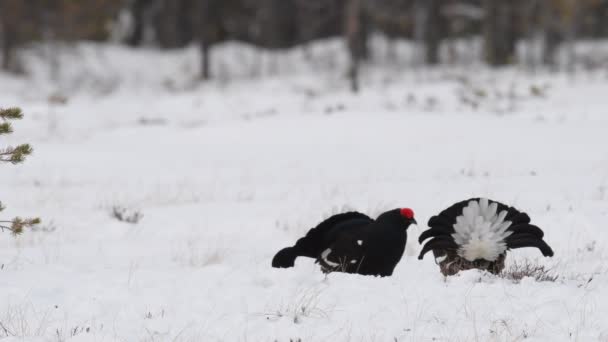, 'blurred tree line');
1,0,608,86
